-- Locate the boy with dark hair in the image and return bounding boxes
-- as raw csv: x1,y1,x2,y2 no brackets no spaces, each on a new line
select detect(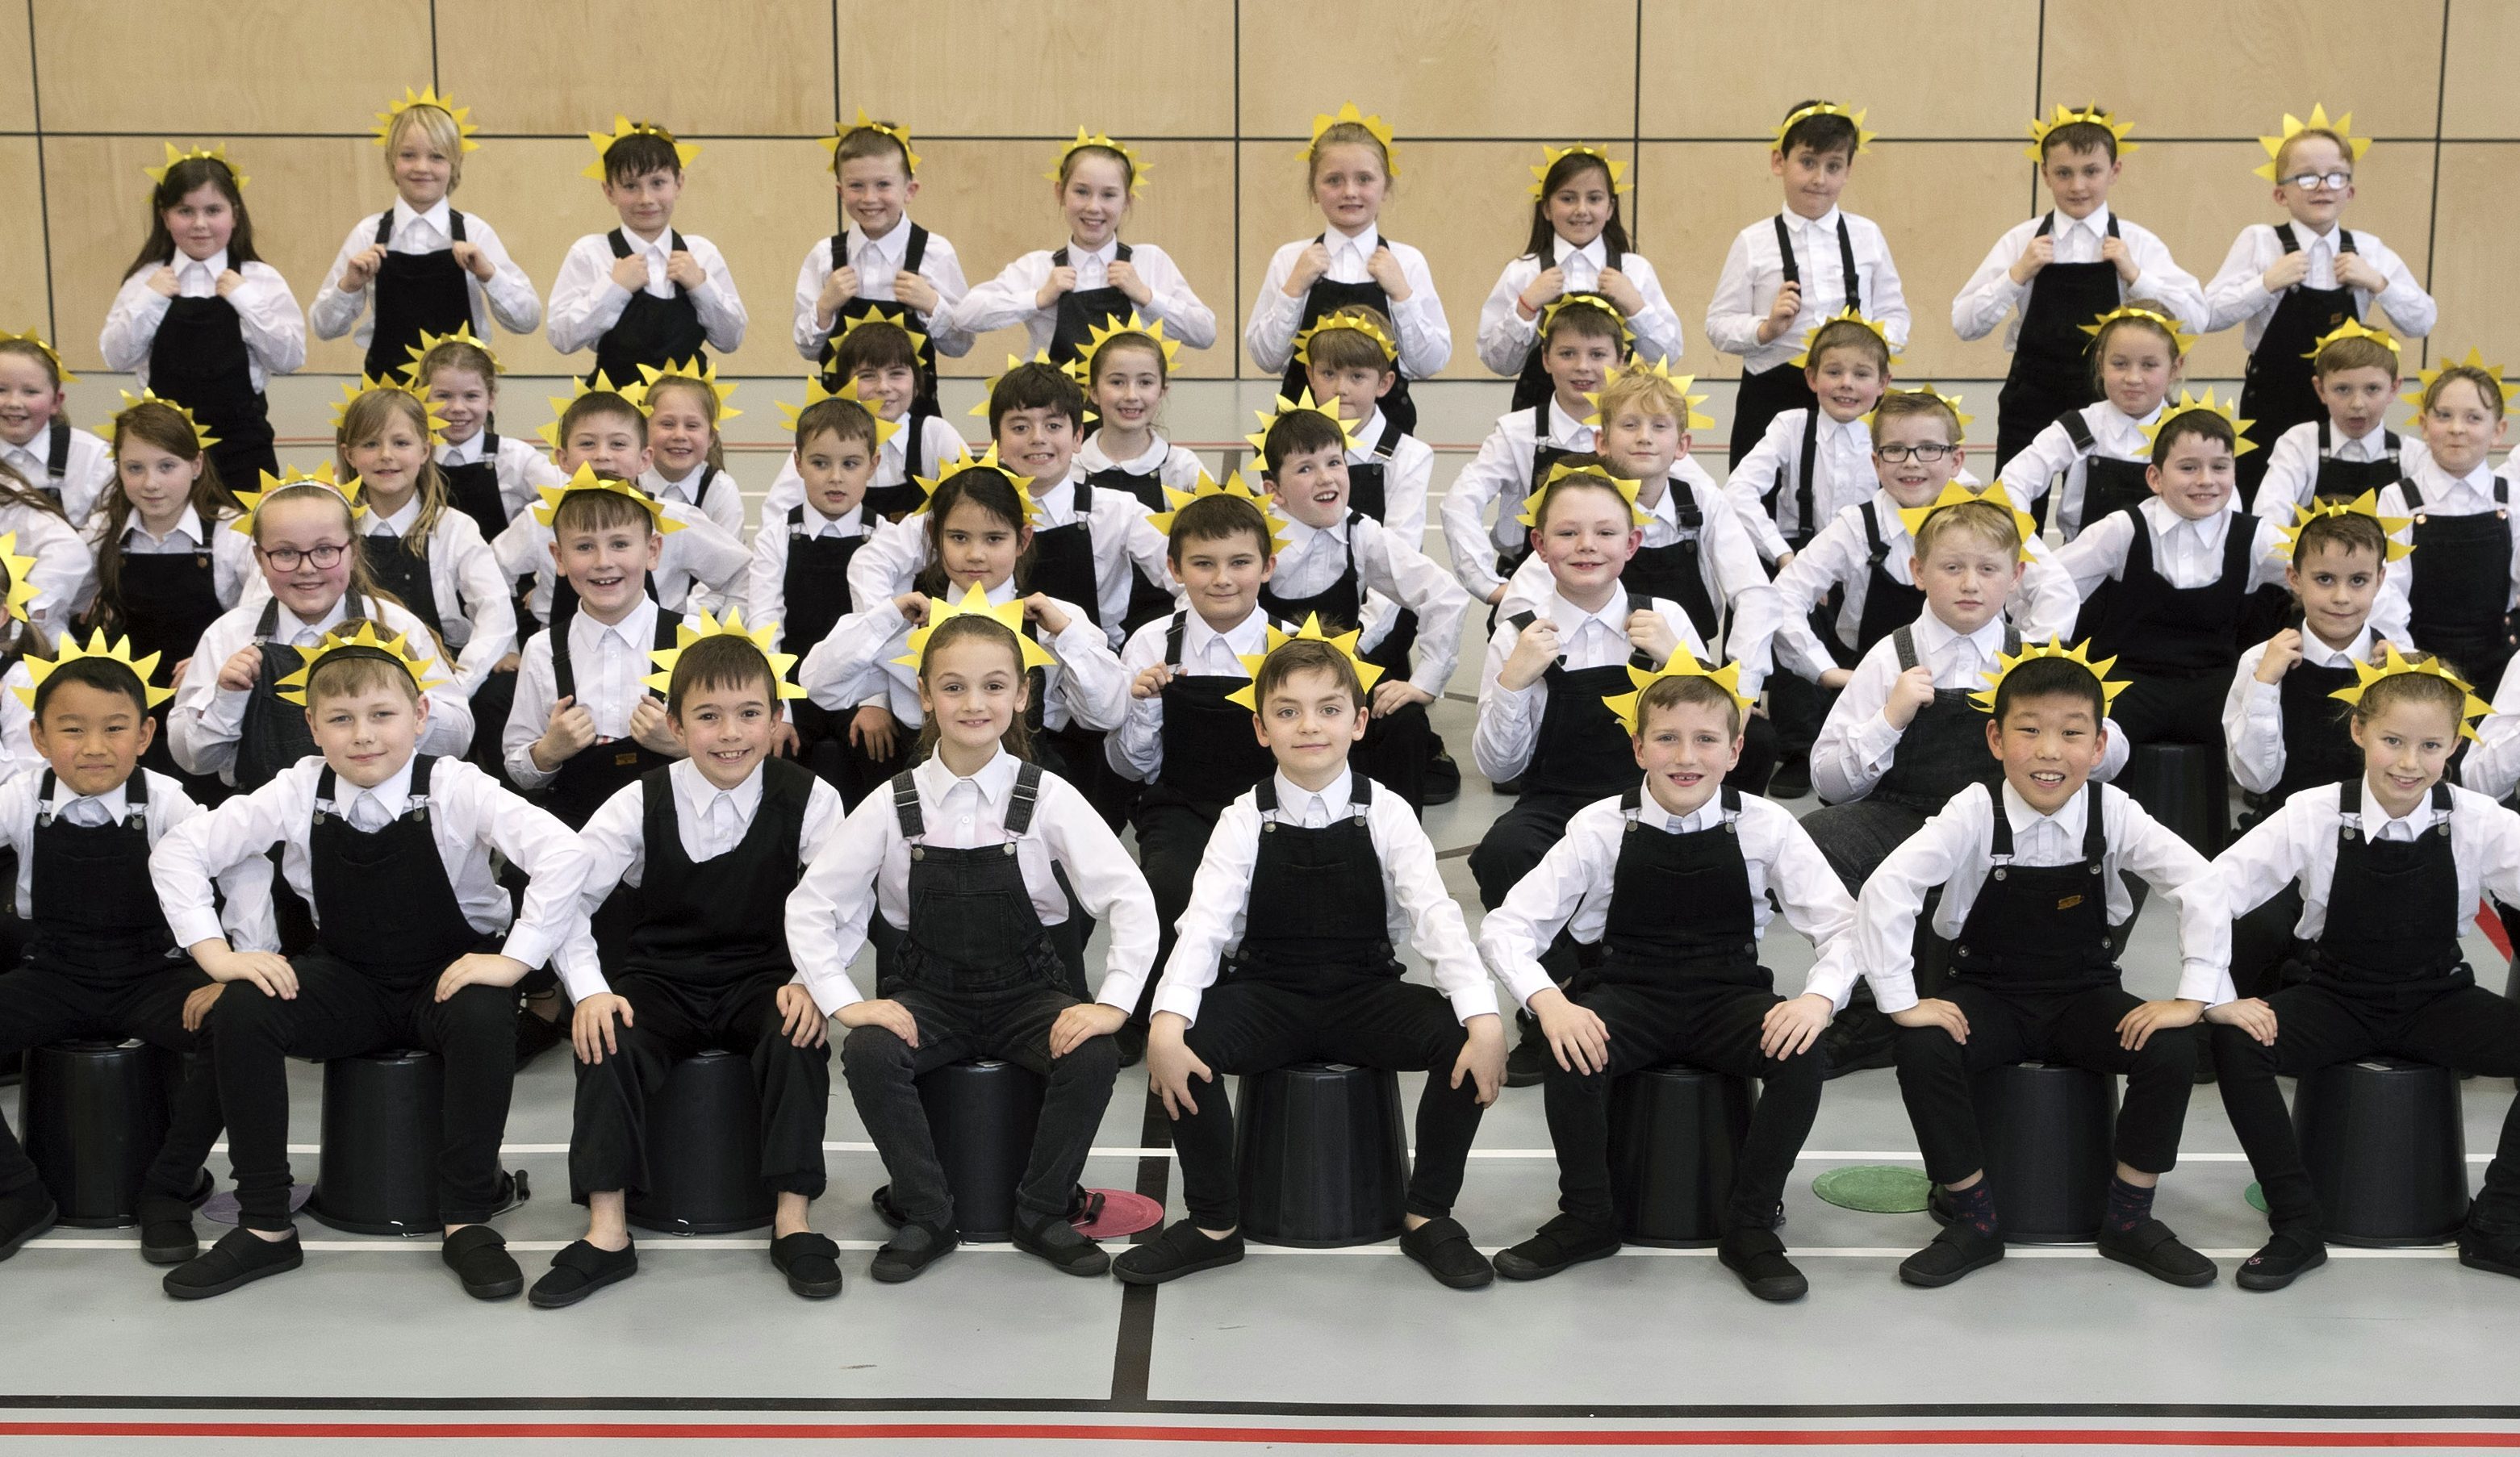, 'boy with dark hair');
1442,298,1626,607
546,120,746,387
764,321,971,526
2249,324,2426,526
